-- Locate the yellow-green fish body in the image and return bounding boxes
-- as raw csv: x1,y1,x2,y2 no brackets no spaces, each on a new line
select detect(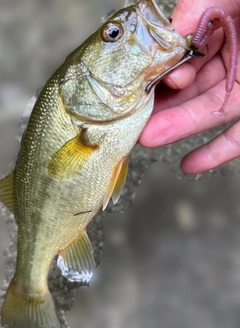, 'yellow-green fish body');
0,1,192,327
